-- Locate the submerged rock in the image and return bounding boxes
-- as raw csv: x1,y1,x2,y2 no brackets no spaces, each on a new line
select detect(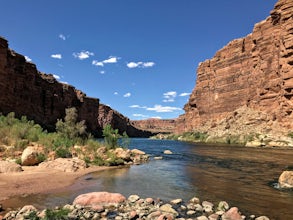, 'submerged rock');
163,150,173,155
